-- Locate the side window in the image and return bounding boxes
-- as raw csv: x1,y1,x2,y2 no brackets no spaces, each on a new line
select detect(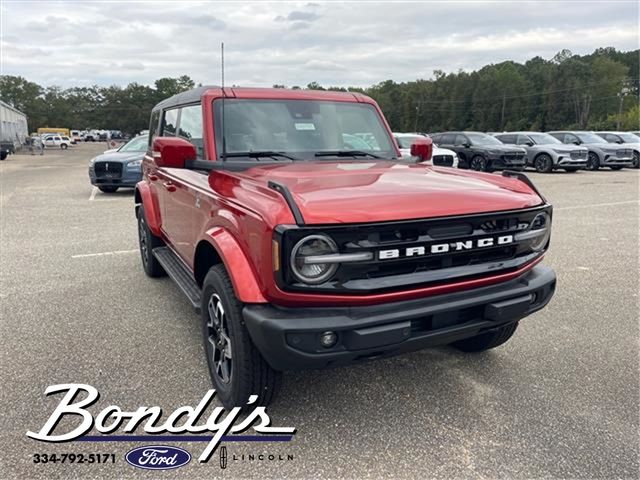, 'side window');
162,108,179,136
499,134,516,144
440,134,455,144
564,134,578,144
454,134,468,146
605,134,619,143
148,110,160,147
430,134,441,144
177,104,204,158
516,135,531,145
